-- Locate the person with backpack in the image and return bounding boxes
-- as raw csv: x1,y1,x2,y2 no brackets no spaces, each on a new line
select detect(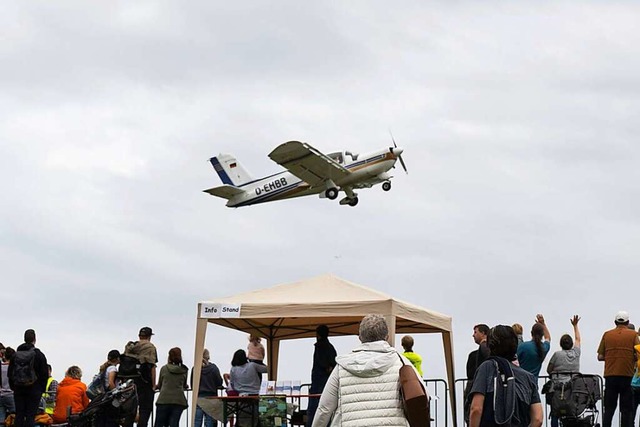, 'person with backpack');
94,350,121,427
7,329,48,427
122,327,158,427
545,315,581,427
468,325,543,427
